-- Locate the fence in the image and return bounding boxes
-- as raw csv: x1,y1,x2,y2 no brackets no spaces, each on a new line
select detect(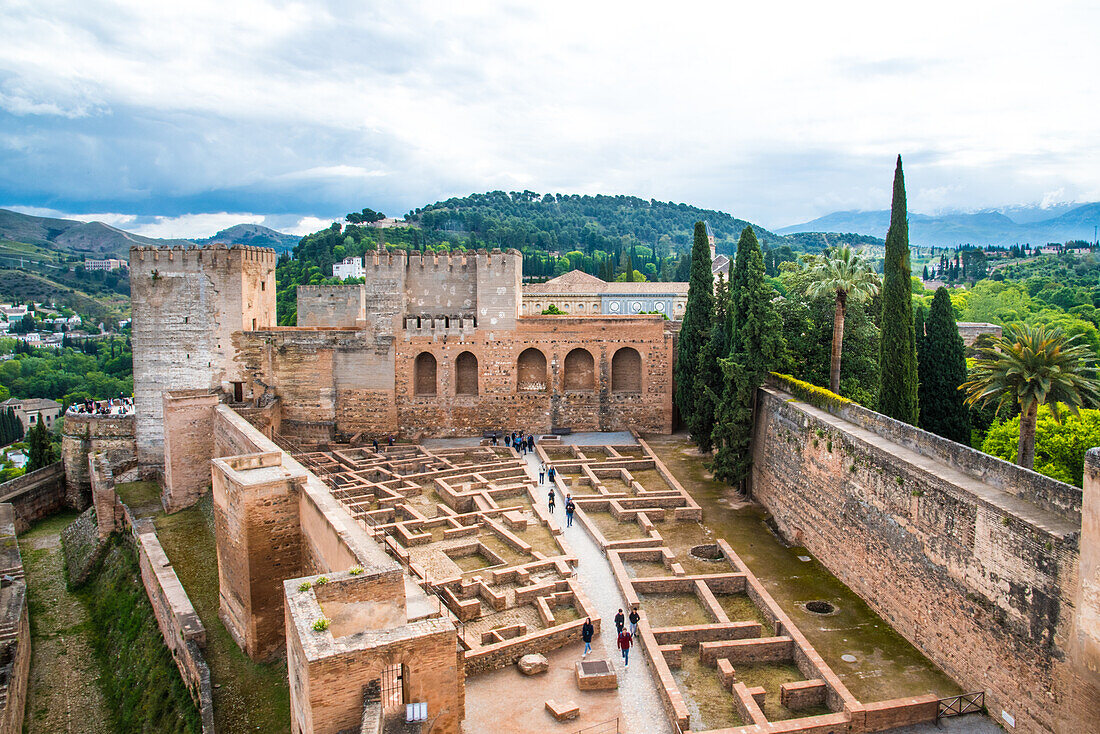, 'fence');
938,691,985,718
